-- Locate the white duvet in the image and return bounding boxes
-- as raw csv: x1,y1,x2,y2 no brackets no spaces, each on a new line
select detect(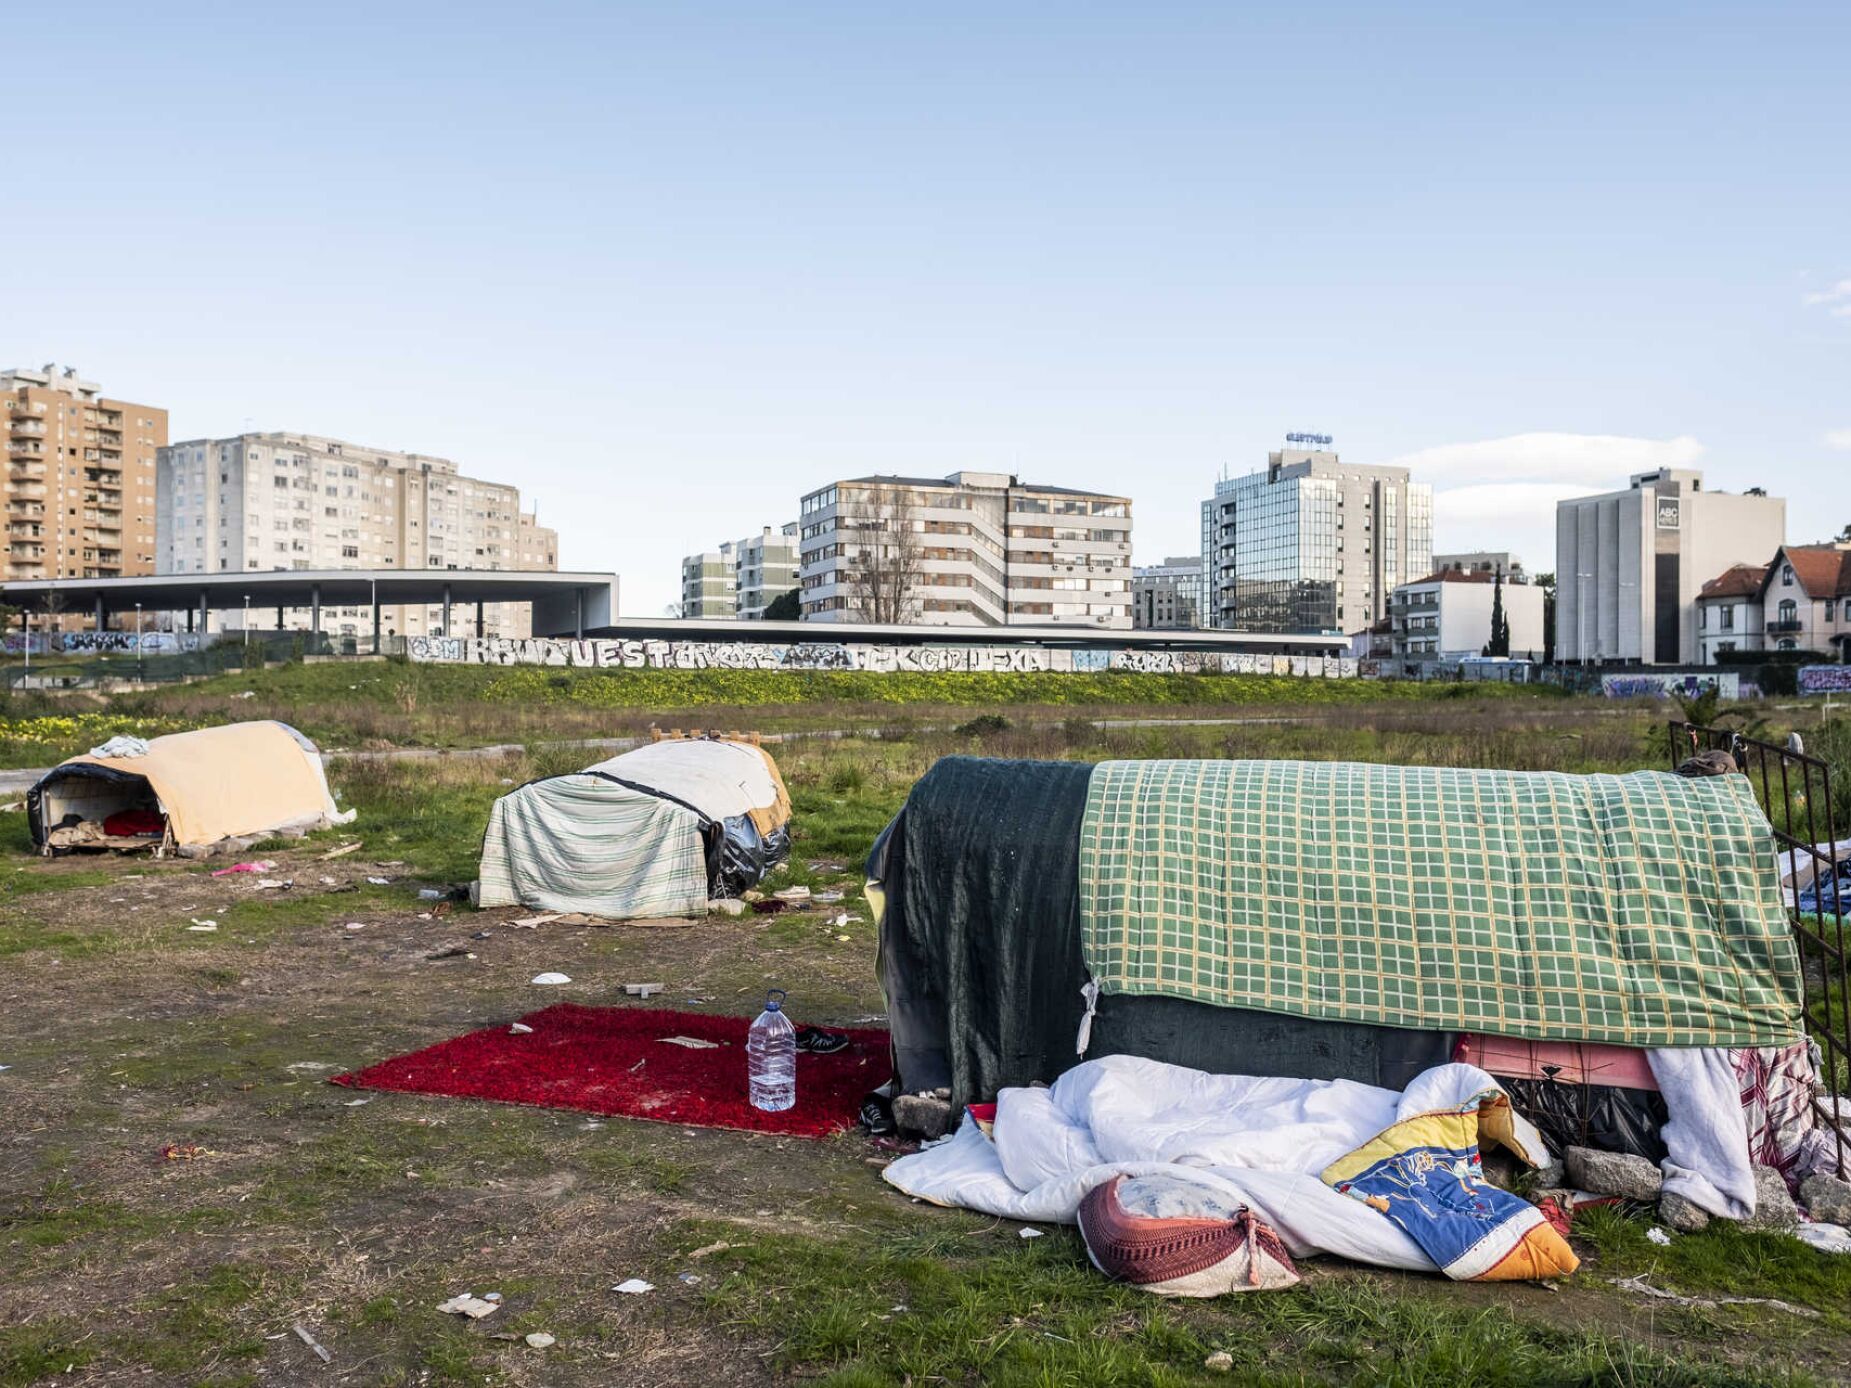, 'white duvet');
883,1053,1756,1274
